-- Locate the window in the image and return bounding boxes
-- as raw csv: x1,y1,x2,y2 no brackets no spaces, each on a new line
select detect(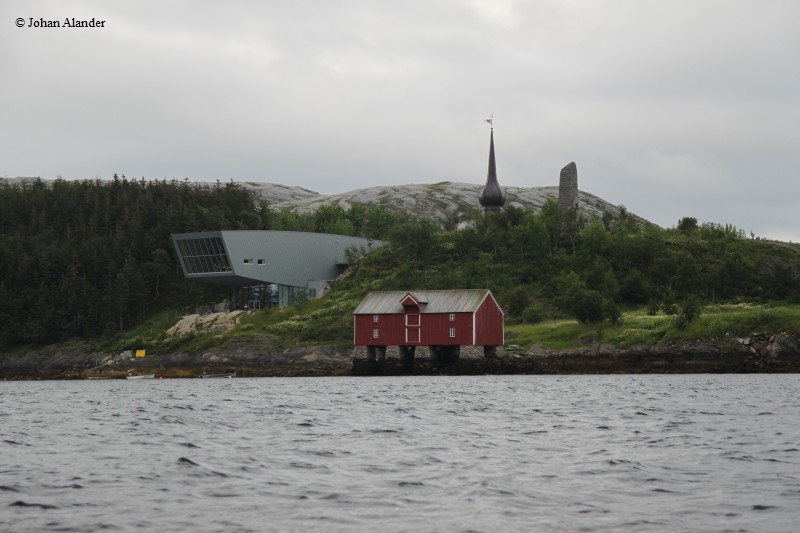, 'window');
308,289,317,298
449,313,455,321
243,258,252,264
373,315,379,323
449,327,456,338
257,259,265,265
373,329,380,339
176,237,231,274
